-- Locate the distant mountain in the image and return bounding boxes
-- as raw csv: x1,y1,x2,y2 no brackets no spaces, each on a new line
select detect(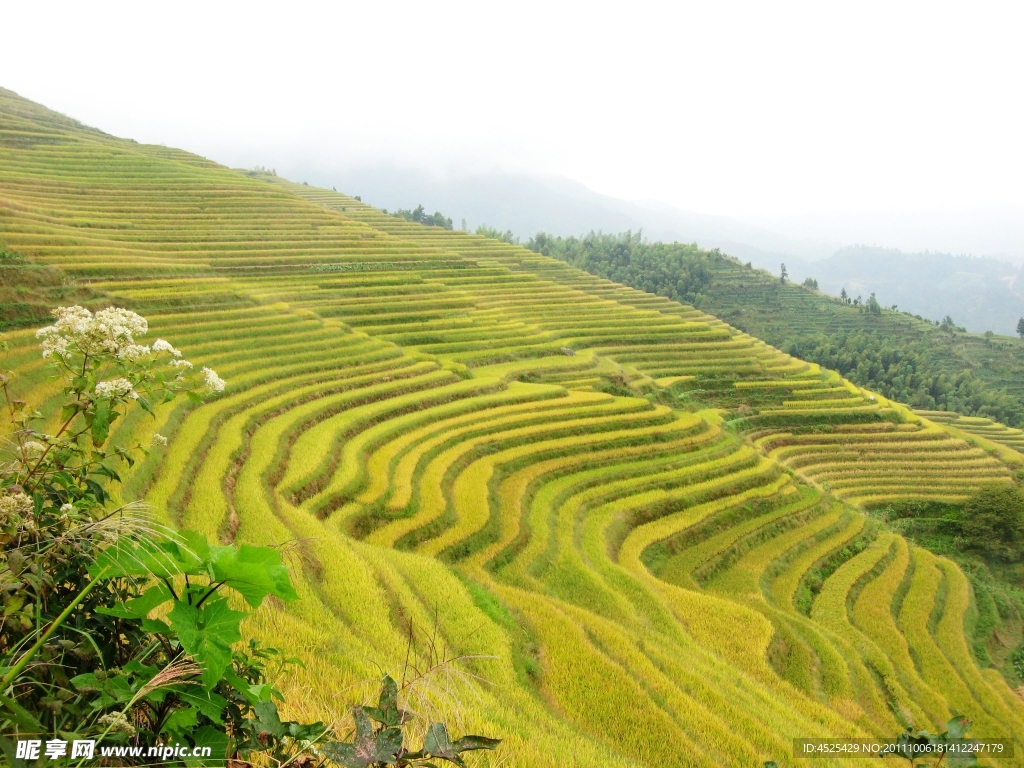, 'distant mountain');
754,208,1024,266
291,164,1024,334
794,246,1024,335
291,164,837,266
